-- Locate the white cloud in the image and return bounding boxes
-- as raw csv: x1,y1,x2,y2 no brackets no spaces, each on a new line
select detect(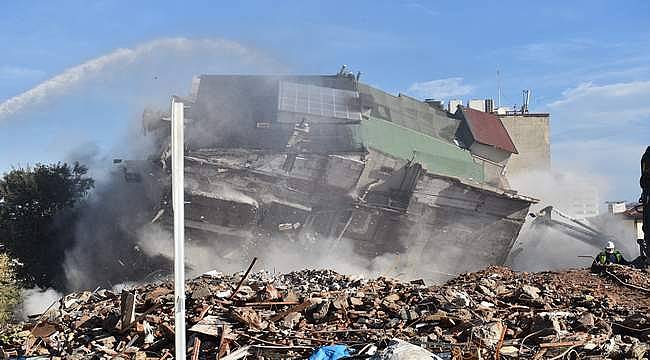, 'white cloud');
546,79,650,201
406,77,474,99
516,39,595,63
553,138,645,201
548,80,650,127
404,1,439,16
0,65,45,80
